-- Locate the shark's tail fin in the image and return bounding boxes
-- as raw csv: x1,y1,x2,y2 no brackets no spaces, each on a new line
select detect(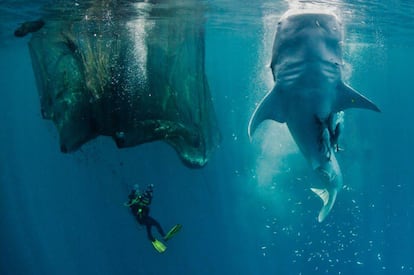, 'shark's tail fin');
310,187,338,222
